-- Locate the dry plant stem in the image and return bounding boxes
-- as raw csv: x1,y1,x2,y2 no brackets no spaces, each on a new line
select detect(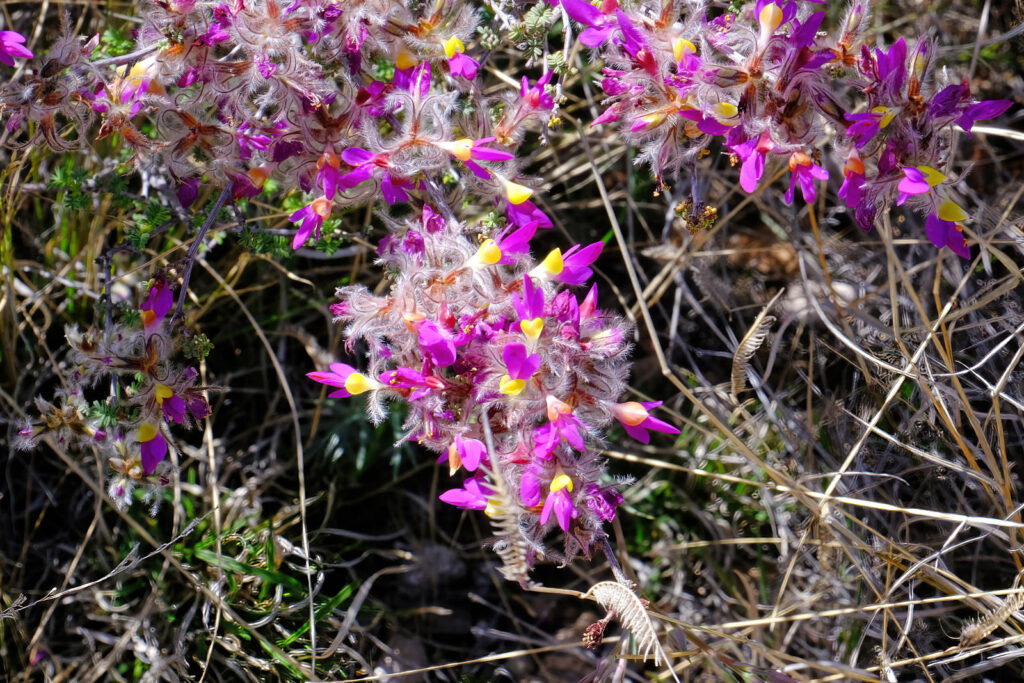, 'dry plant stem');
564,111,814,508
38,437,310,674
174,183,231,323
194,255,319,678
